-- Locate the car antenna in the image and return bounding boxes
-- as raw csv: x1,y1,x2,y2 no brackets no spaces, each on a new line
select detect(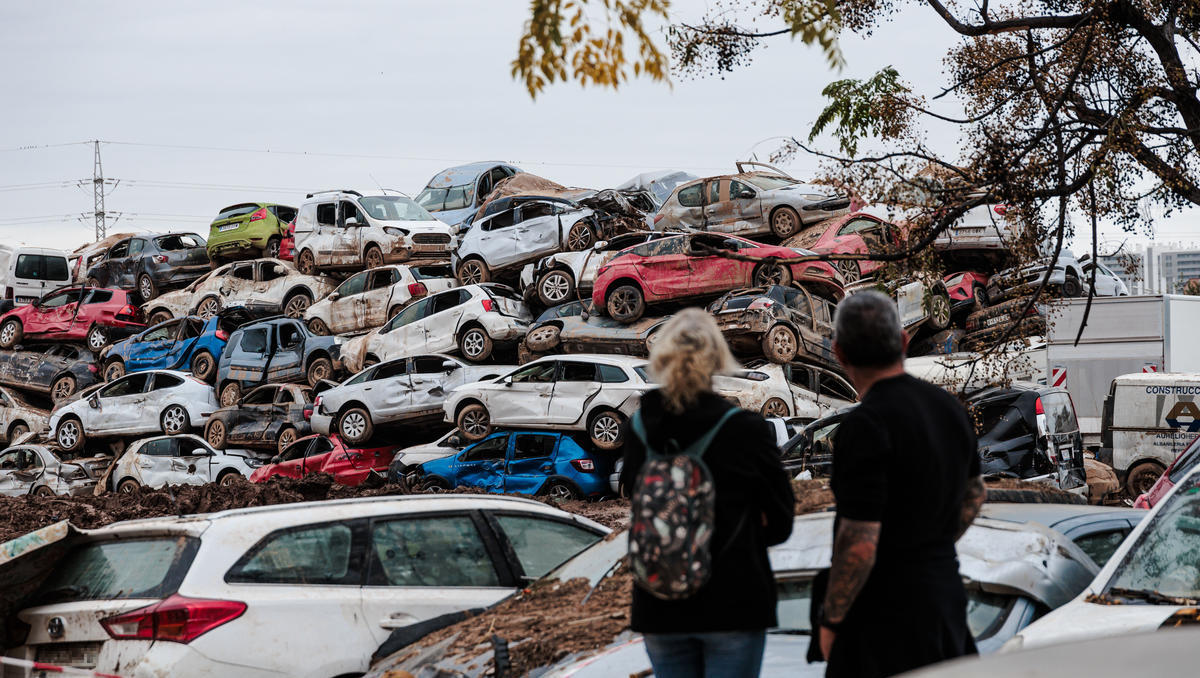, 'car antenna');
369,173,385,193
